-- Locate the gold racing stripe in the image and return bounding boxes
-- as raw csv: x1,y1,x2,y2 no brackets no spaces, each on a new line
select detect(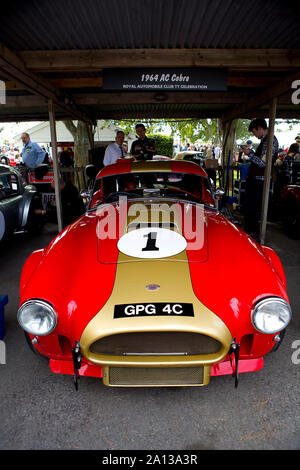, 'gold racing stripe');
130,160,173,173
80,200,232,383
